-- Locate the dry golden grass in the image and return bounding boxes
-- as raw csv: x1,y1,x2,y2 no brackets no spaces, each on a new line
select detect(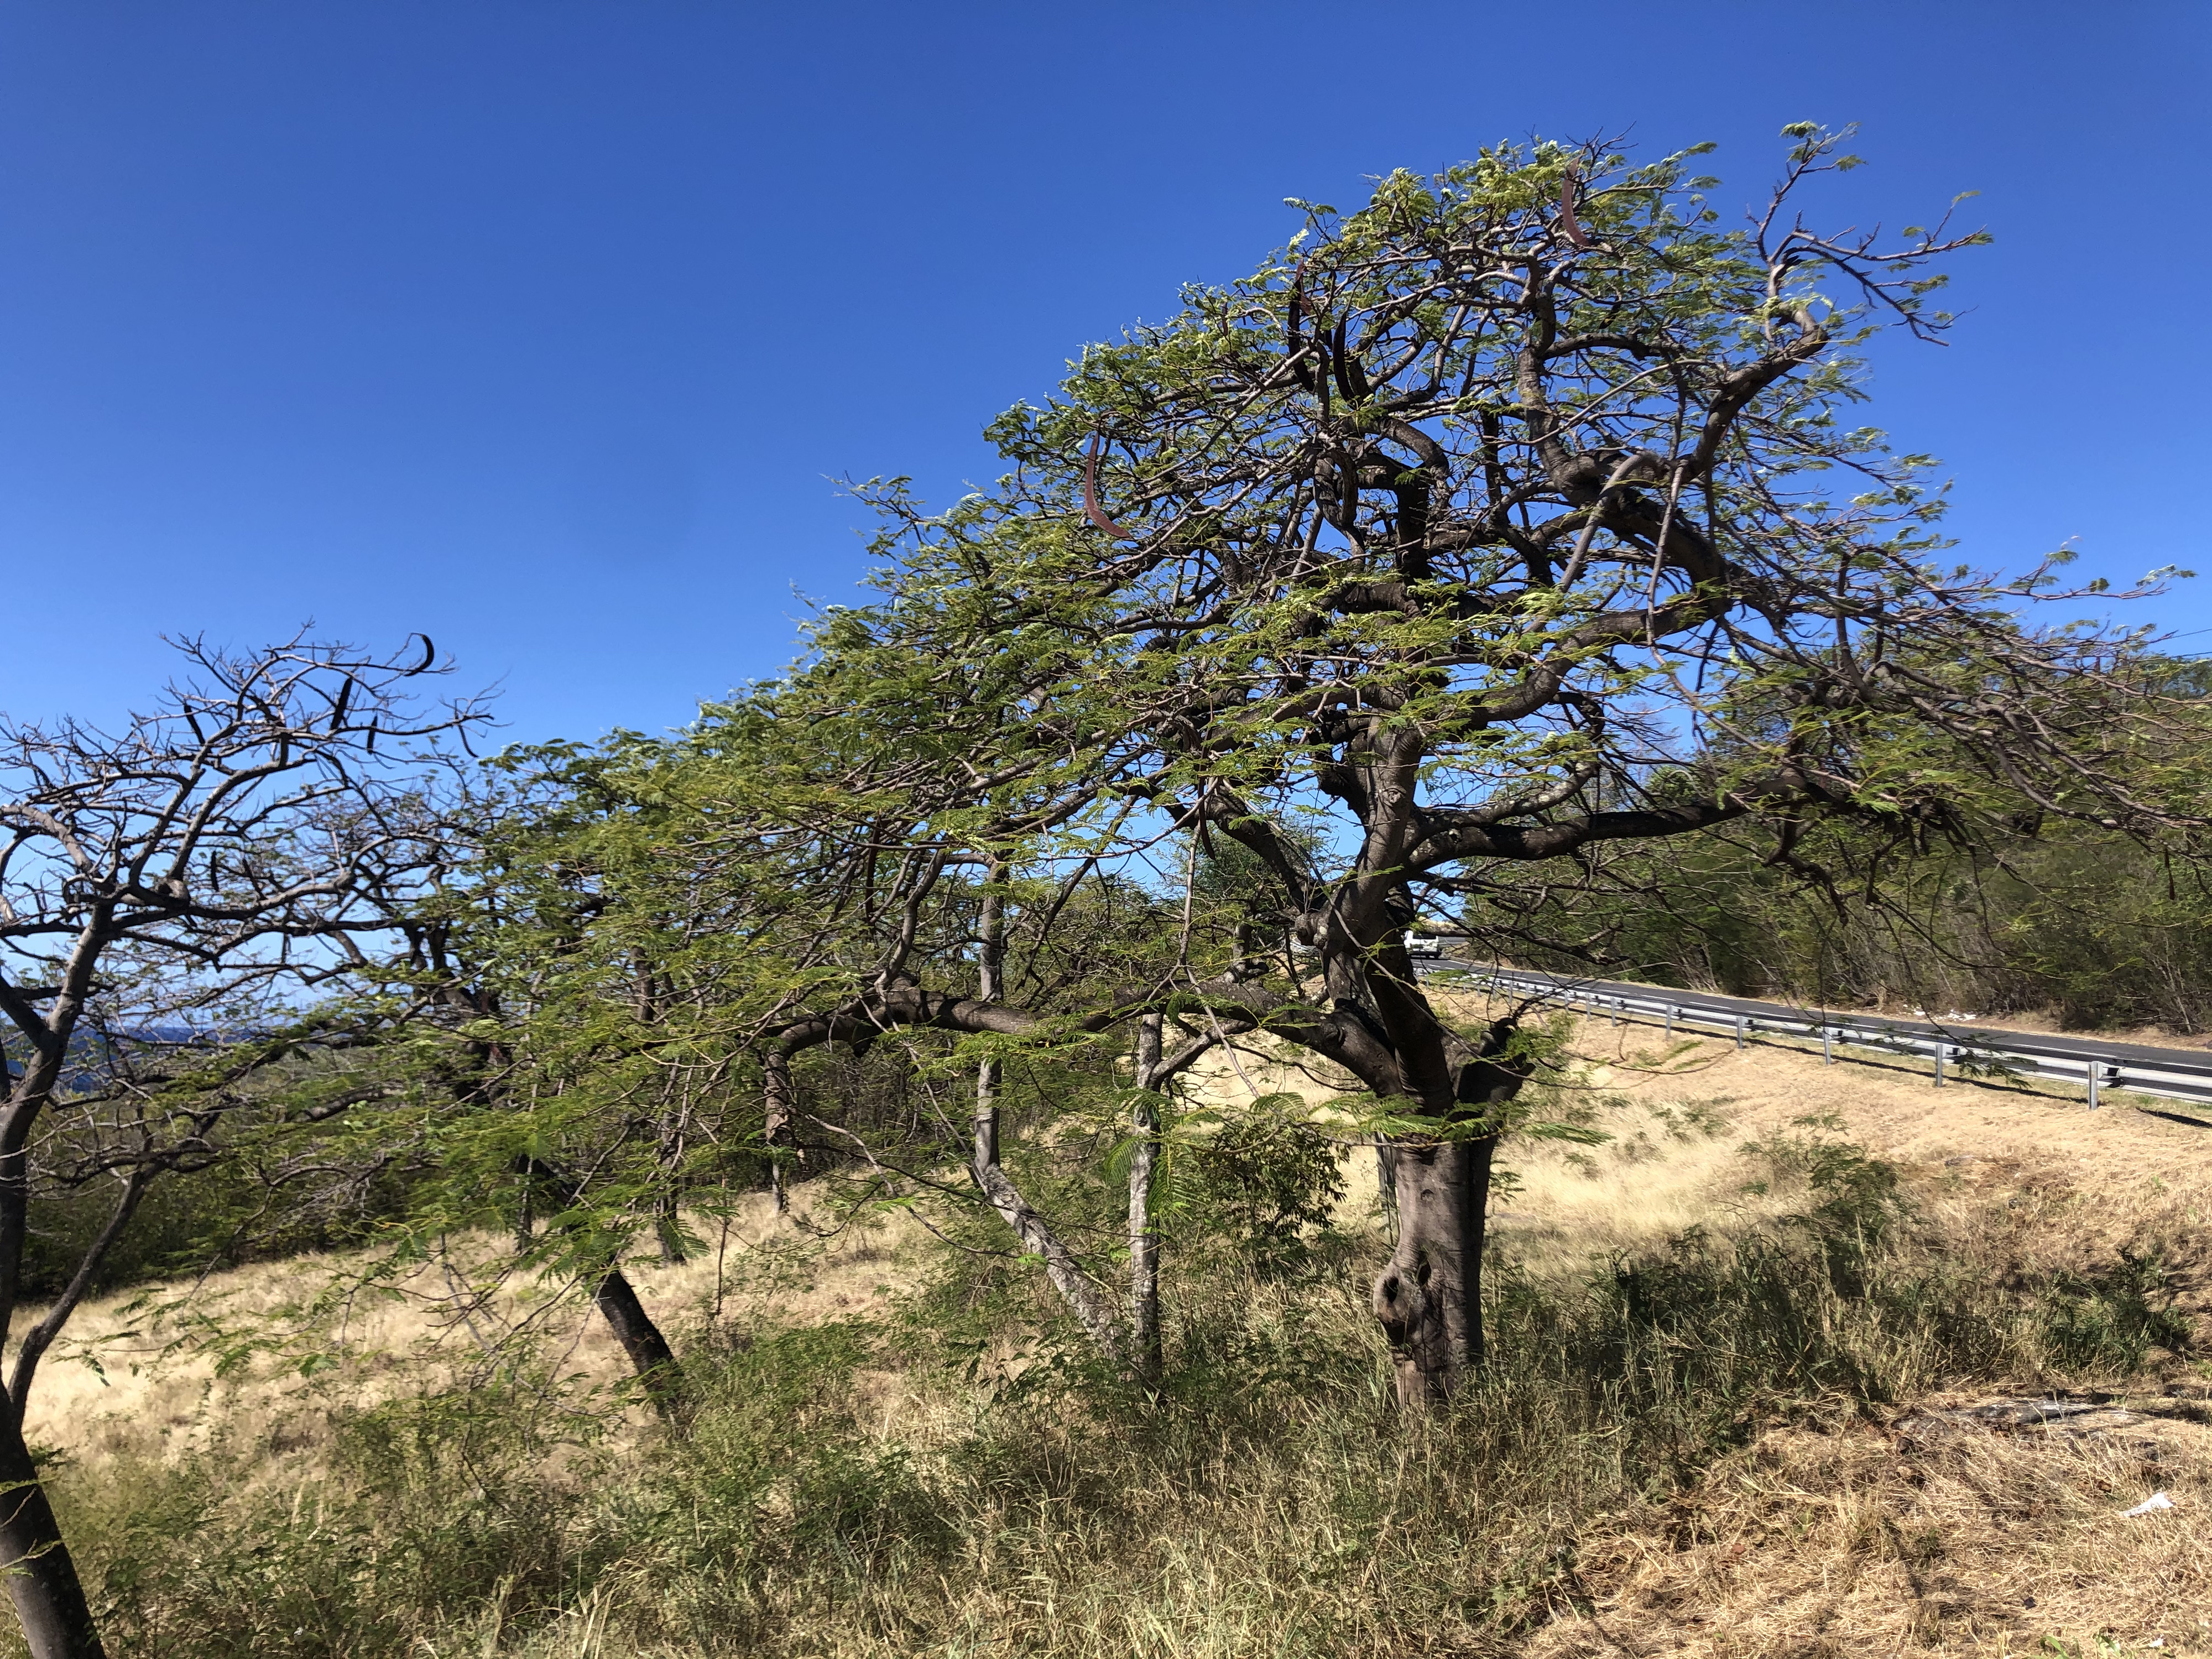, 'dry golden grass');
1125,1013,2212,1656
1518,1008,2212,1344
1499,1008,2212,1657
1527,1398,2211,1657
17,1016,2212,1658
1187,996,2212,1300
22,1187,933,1481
